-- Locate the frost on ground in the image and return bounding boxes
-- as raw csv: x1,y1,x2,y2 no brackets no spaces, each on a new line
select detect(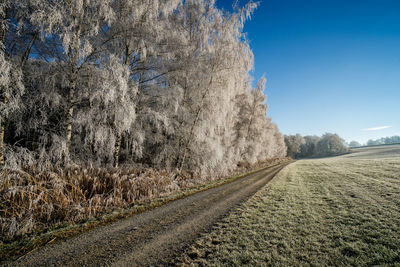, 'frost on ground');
177,146,400,266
